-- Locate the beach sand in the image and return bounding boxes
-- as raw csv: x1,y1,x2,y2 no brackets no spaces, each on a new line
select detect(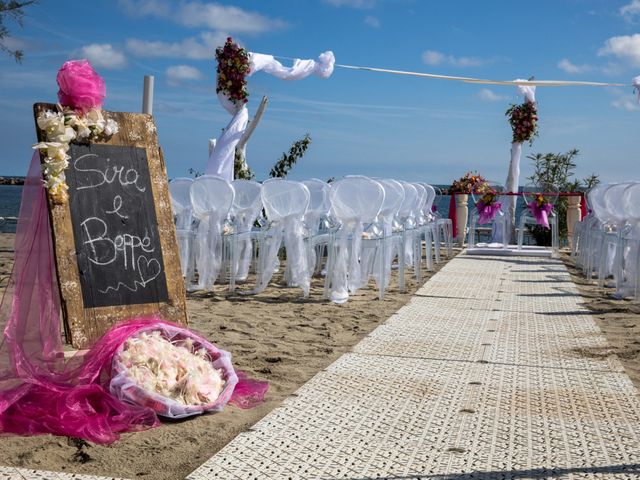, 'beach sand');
0,232,451,479
562,253,640,386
